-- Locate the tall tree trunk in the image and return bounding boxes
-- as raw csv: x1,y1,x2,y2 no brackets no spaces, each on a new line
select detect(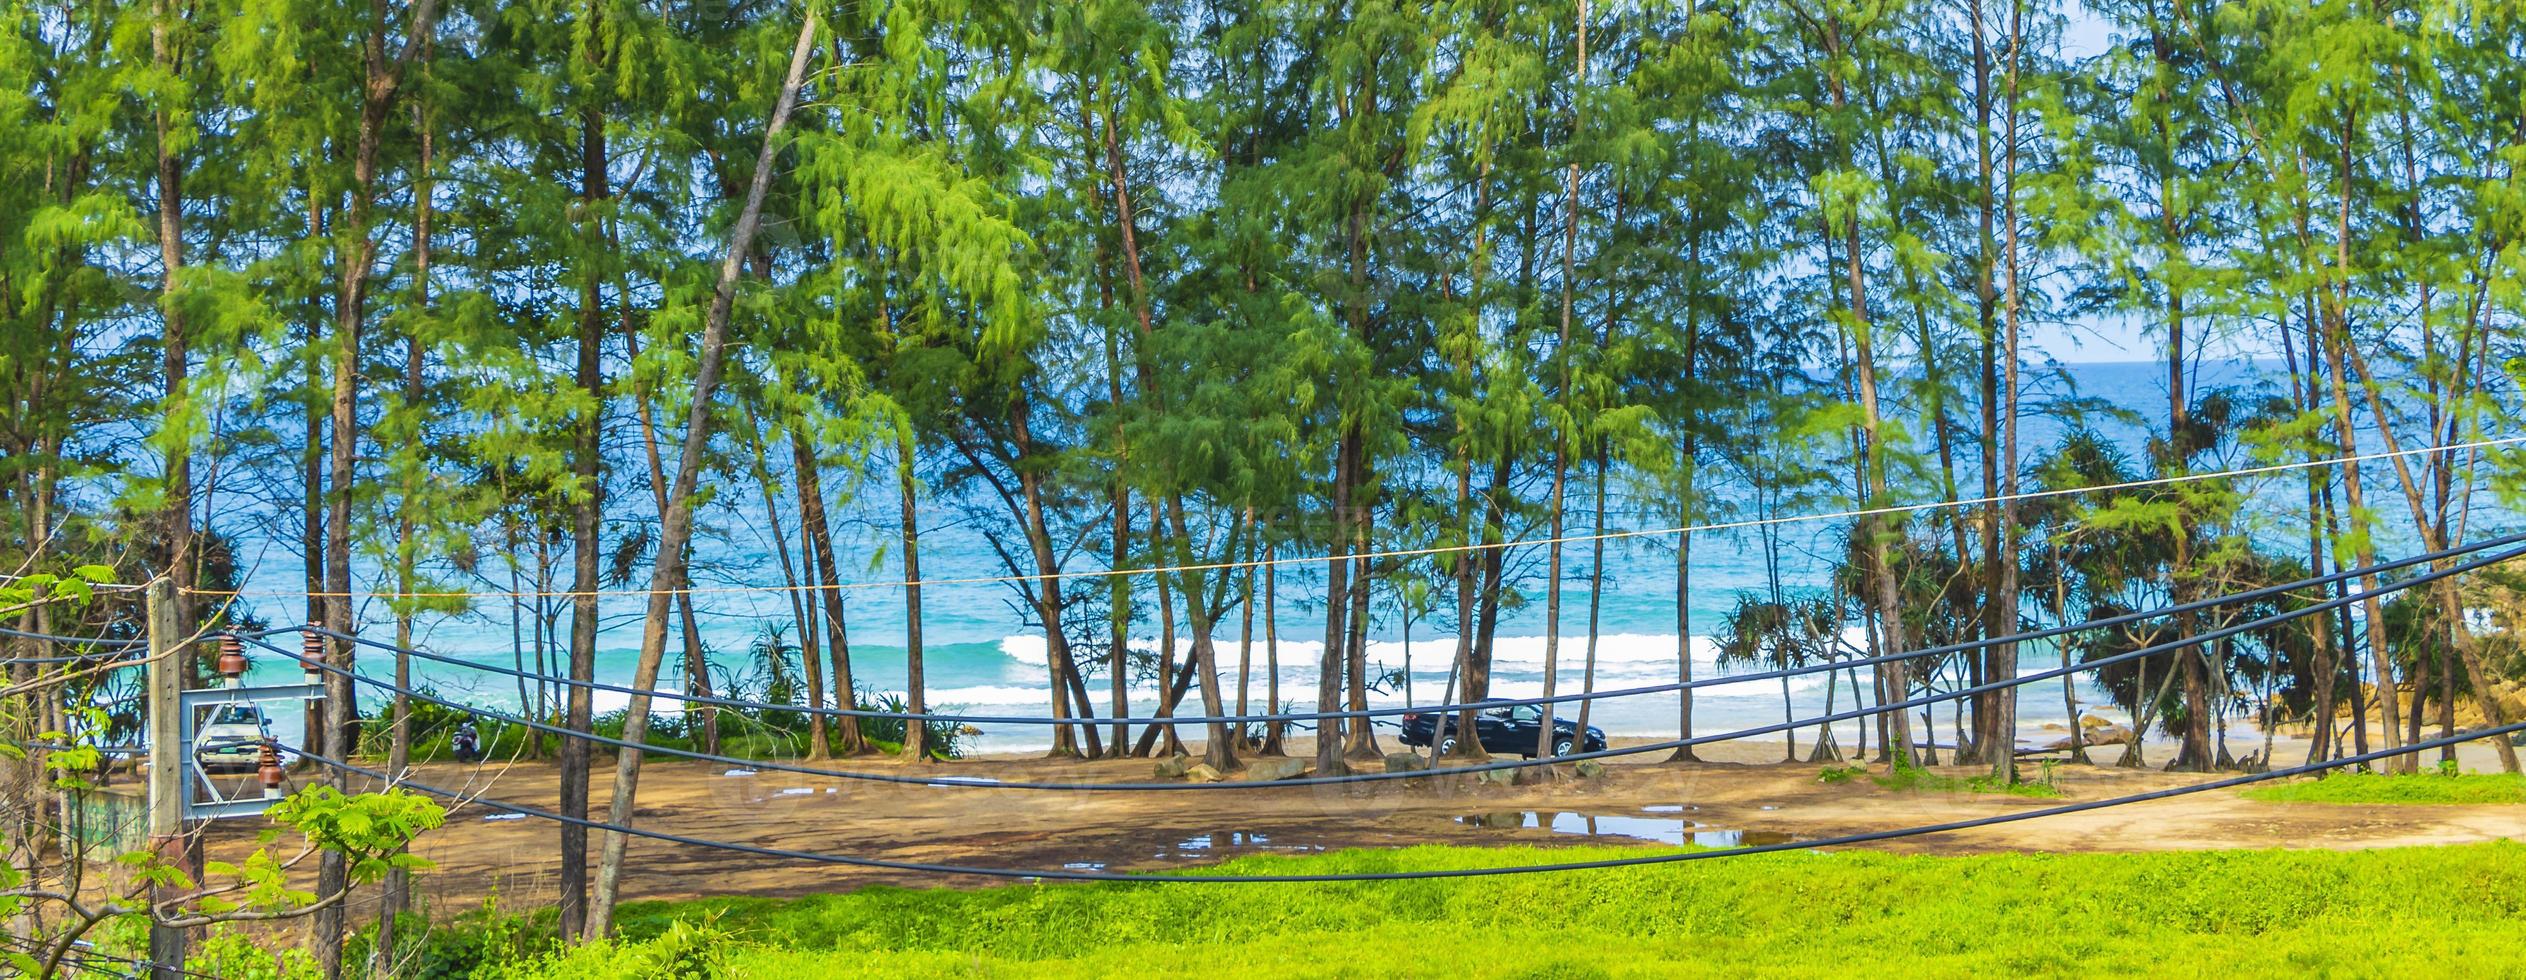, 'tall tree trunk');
1537,0,1587,761
1166,498,1241,771
1316,431,1356,775
1448,146,1495,763
1967,0,2003,766
1317,45,1390,773
2321,482,2371,759
376,71,435,963
301,337,326,766
1450,430,1480,760
2159,209,2214,771
1665,226,1703,765
2340,342,2521,773
2136,0,2213,777
1261,540,1285,755
1462,454,1512,757
316,2,440,966
1100,368,1132,757
1574,444,1607,742
1808,17,1916,769
1341,496,1377,762
504,518,539,757
896,431,929,761
1140,530,1185,758
1097,73,1232,770
742,408,816,759
1096,76,1172,762
148,0,193,660
1236,510,1256,734
621,326,719,754
790,435,842,758
1986,0,2024,783
1010,399,1083,757
2318,241,2406,768
2391,87,2468,770
558,77,613,946
1849,220,1913,769
1534,328,1567,761
2051,540,2088,763
587,15,816,936
2281,299,2339,763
